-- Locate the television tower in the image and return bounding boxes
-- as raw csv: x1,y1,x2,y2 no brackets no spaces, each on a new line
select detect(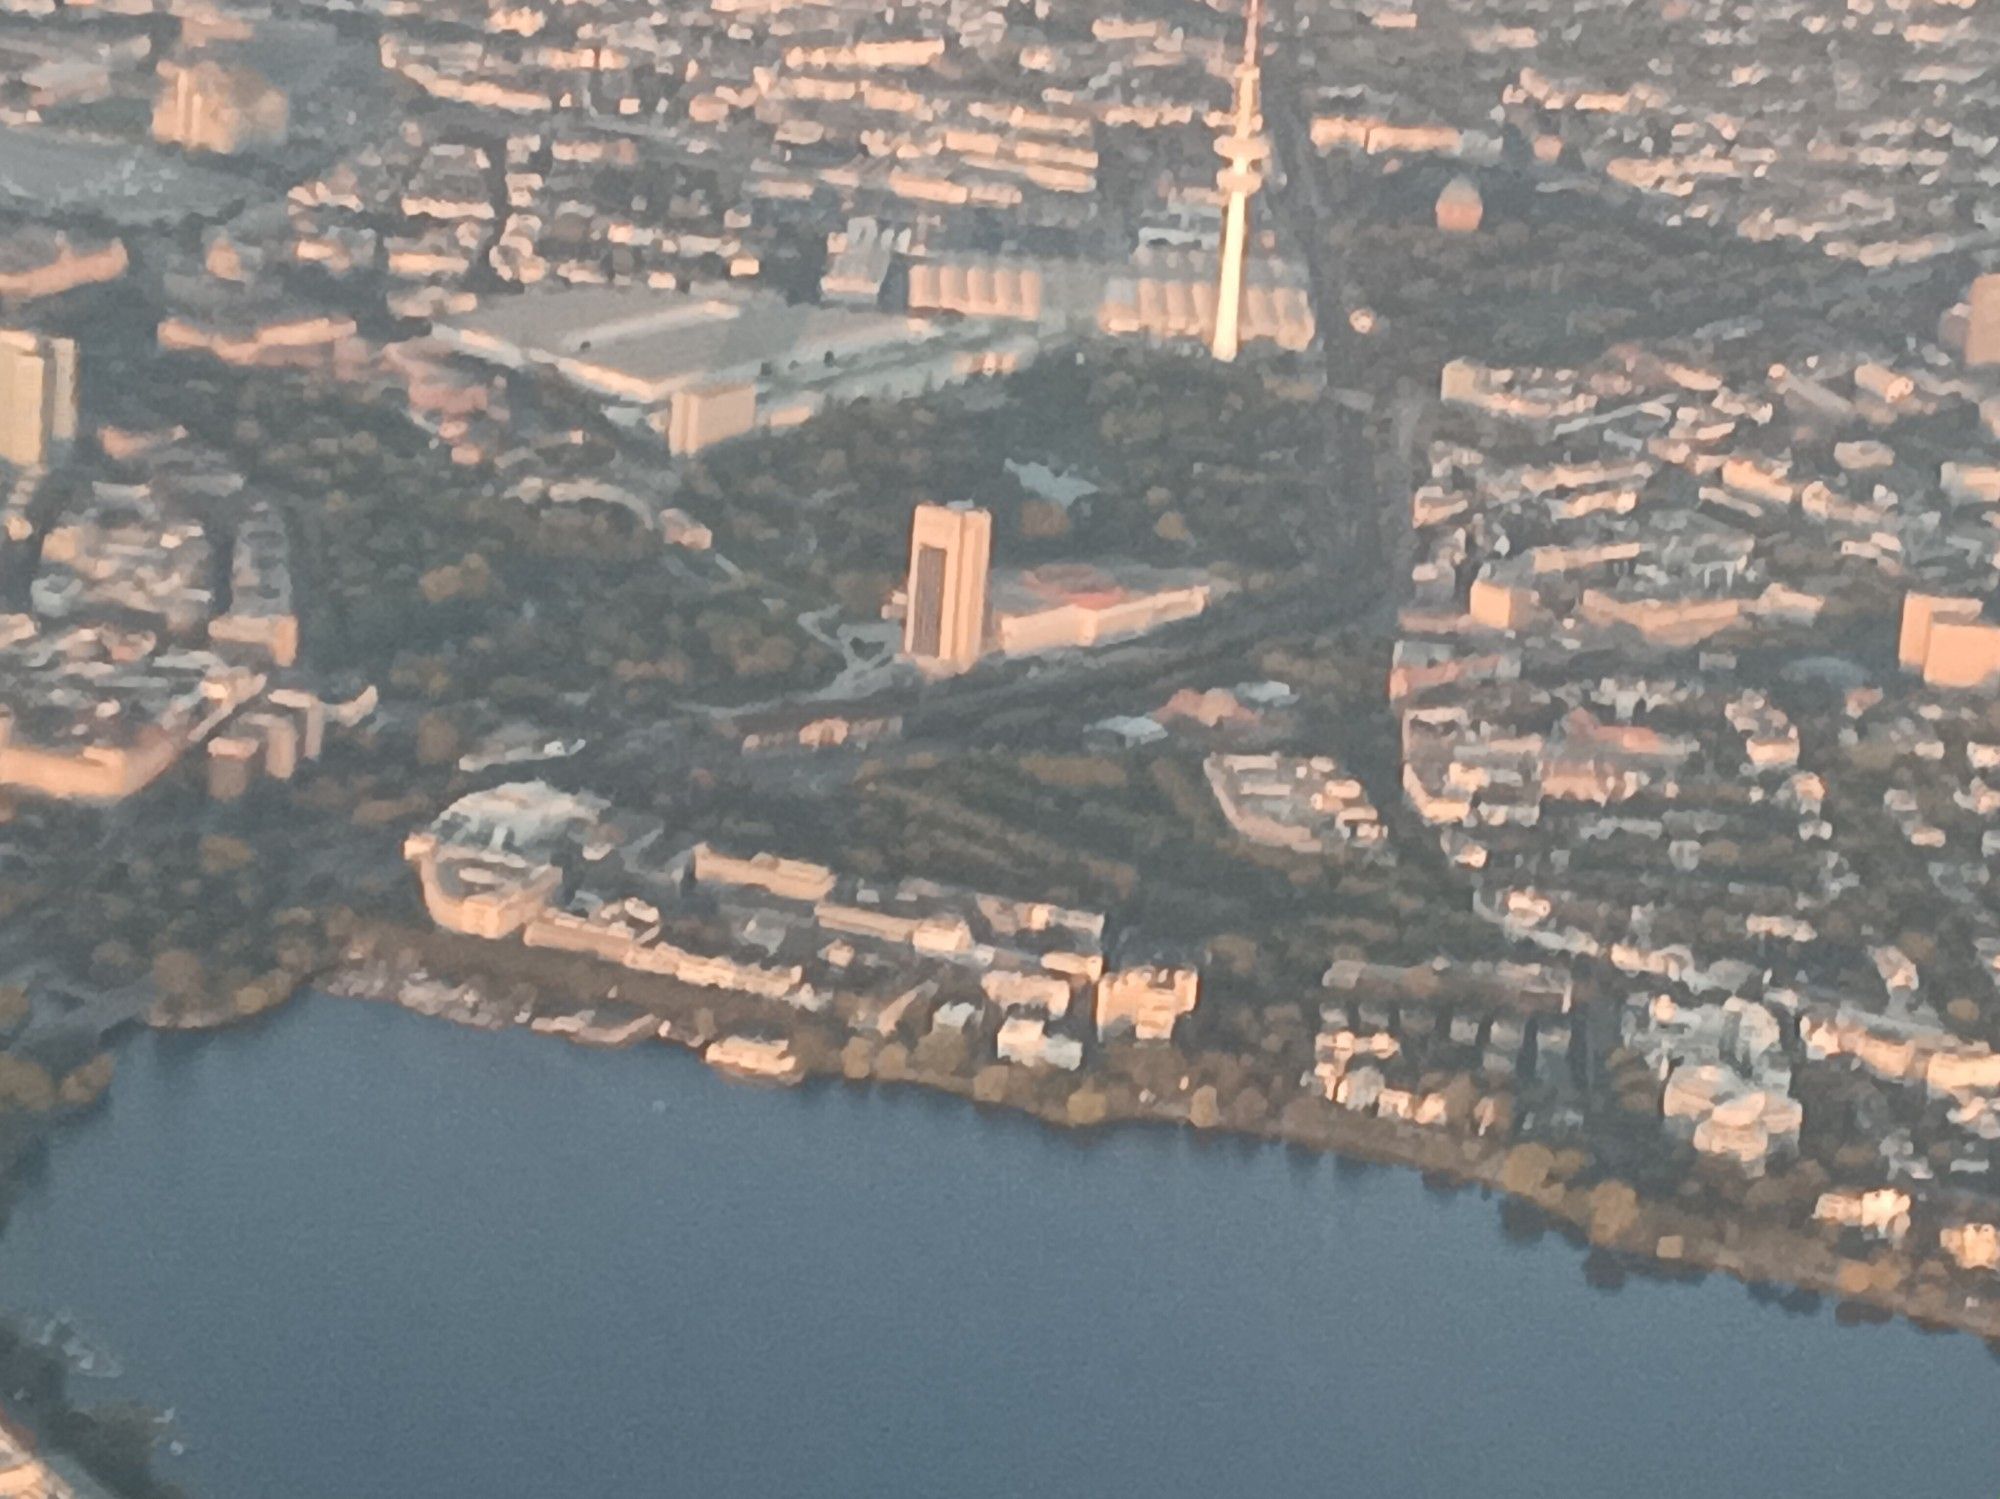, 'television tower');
1210,0,1269,363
